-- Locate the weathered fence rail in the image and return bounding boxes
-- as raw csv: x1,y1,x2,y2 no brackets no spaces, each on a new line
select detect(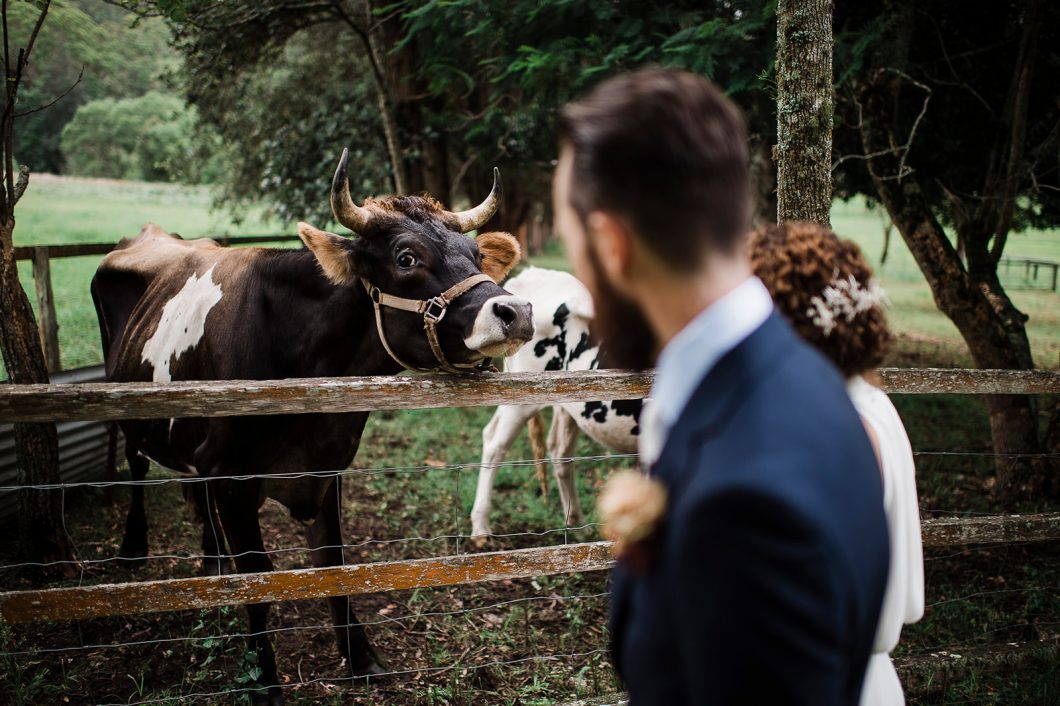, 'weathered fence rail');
3,513,1058,624
0,368,1056,424
0,368,1057,629
13,235,298,374
11,235,298,262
